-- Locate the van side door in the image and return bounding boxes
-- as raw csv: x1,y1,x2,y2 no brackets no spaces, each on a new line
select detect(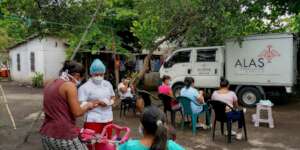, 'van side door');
192,48,224,88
